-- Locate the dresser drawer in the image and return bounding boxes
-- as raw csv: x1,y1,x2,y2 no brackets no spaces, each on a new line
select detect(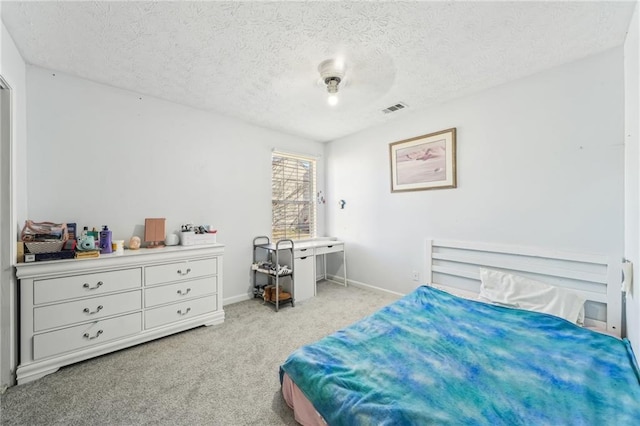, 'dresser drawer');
145,277,217,308
33,312,142,360
34,268,142,305
145,295,217,329
315,244,344,256
34,290,142,332
145,258,217,286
